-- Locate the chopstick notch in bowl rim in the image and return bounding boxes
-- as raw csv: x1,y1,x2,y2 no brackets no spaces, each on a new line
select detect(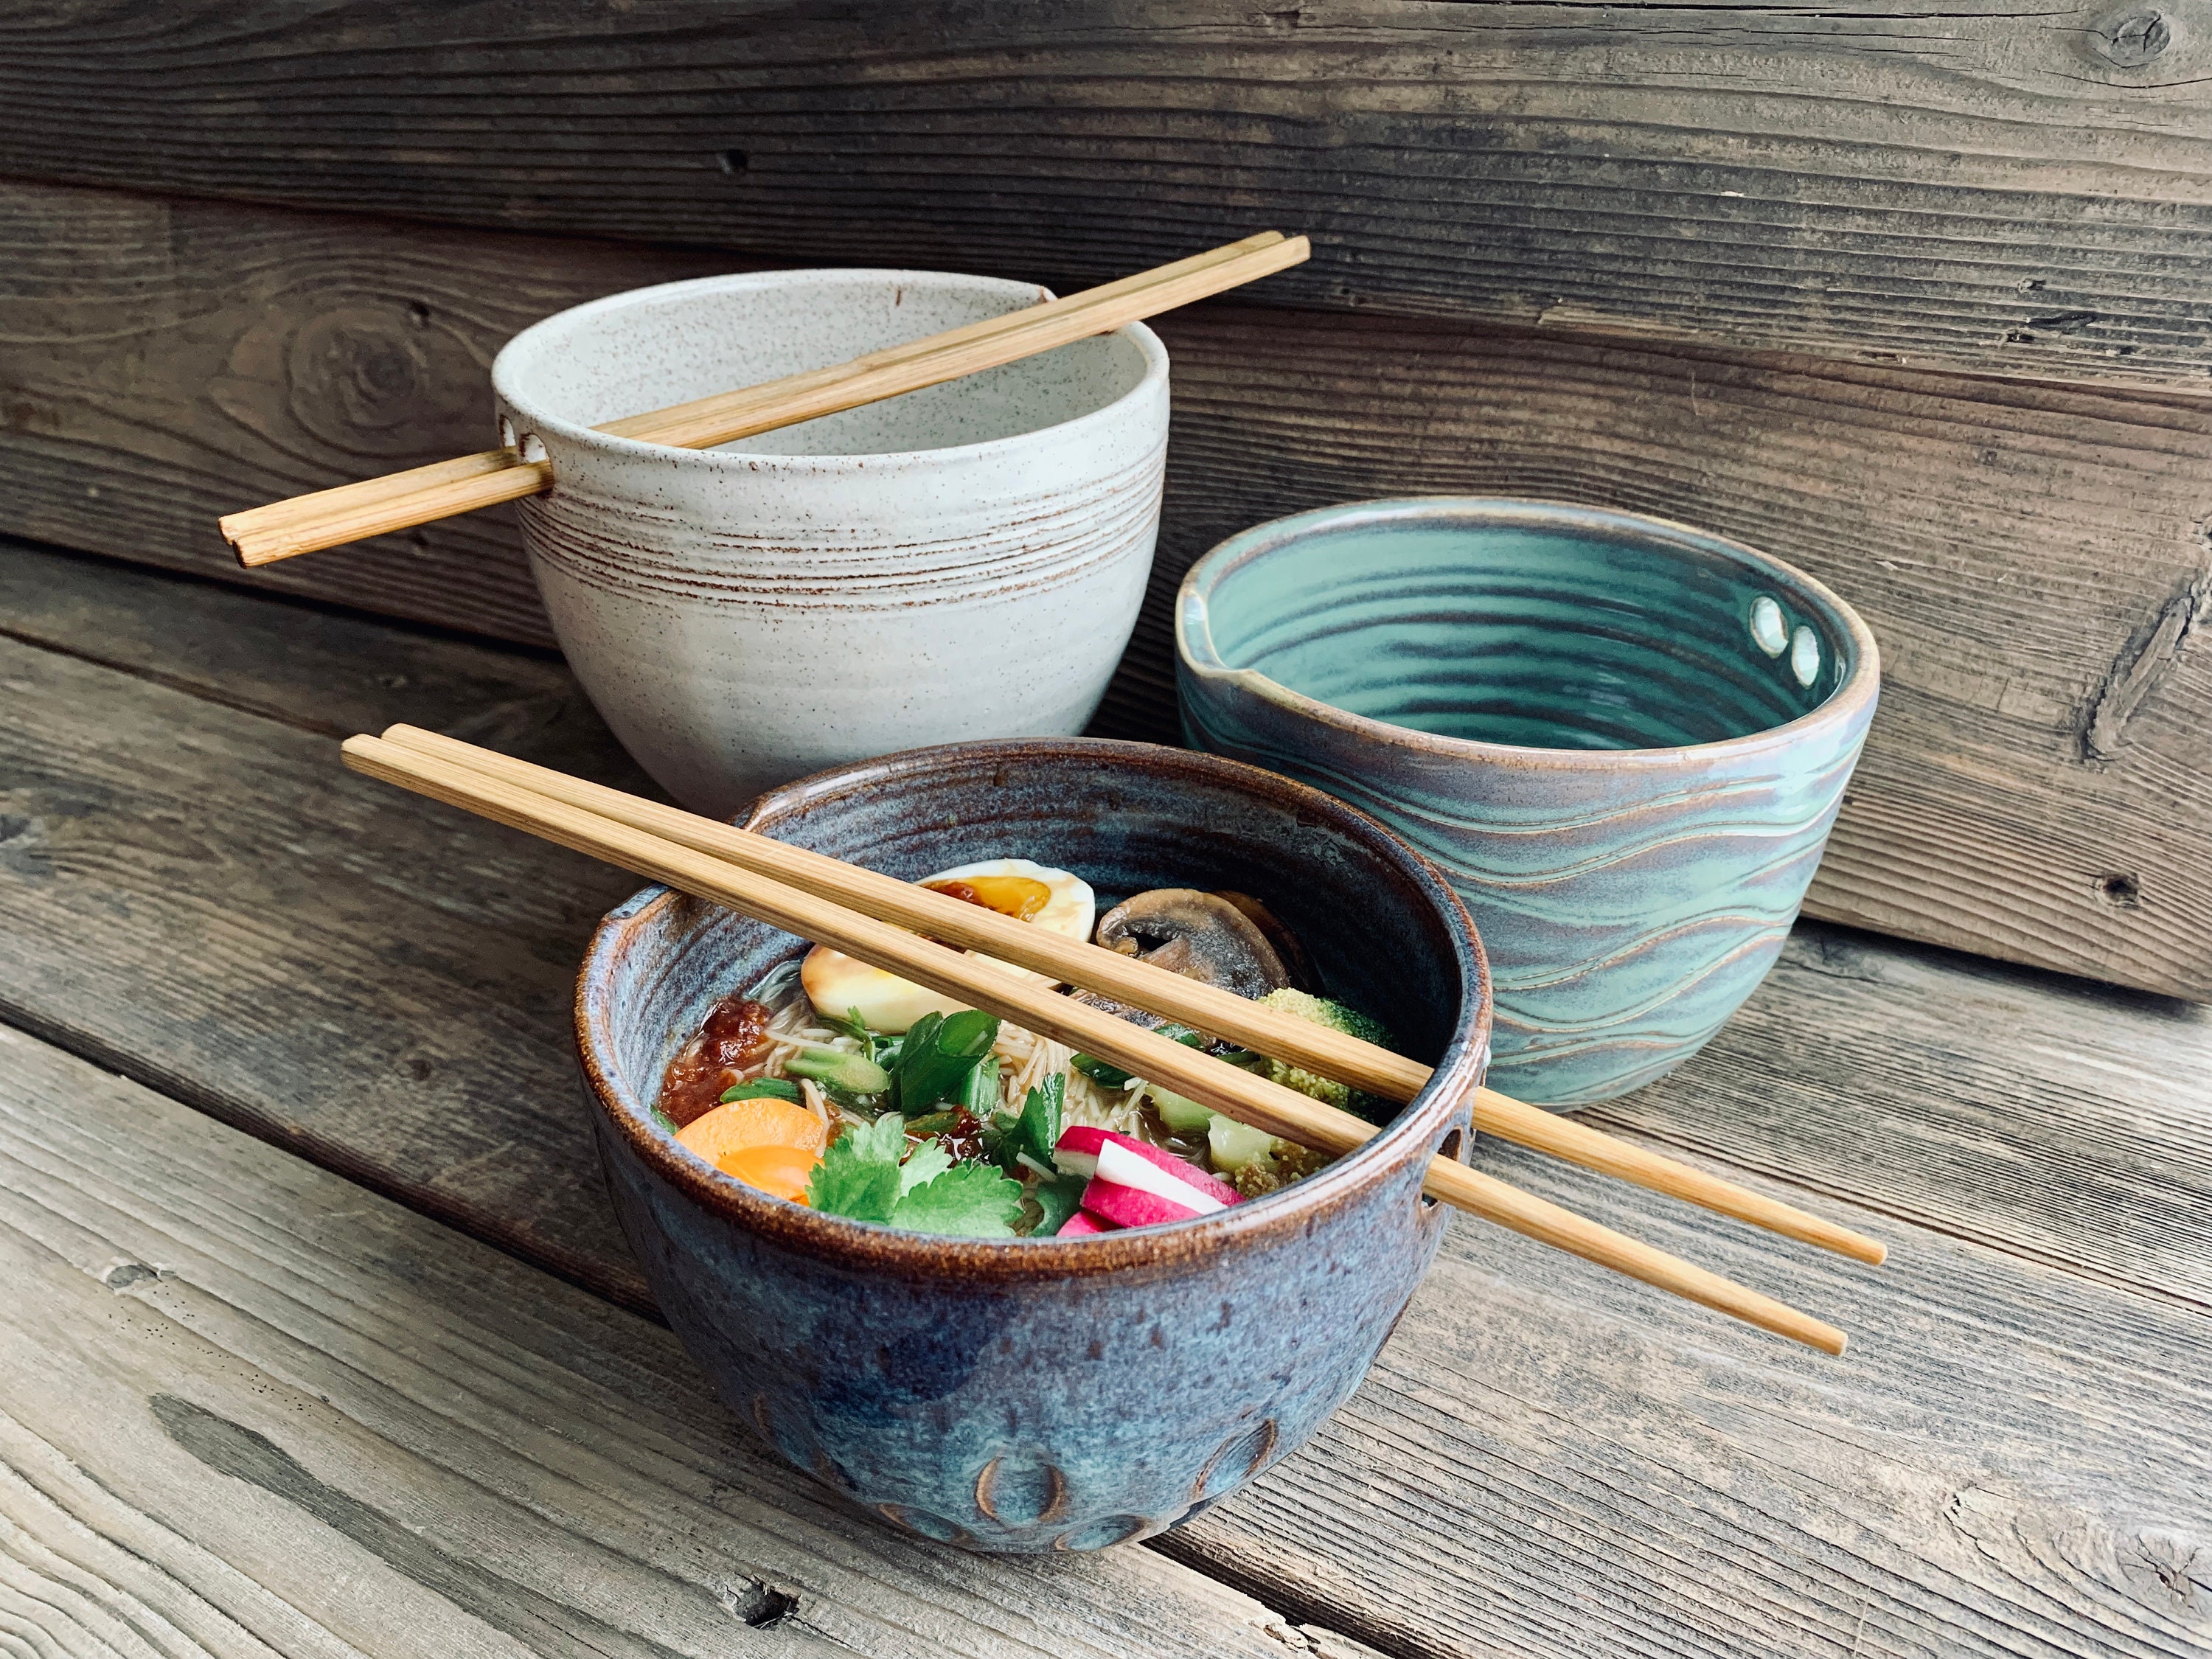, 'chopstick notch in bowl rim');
342,728,1862,1356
